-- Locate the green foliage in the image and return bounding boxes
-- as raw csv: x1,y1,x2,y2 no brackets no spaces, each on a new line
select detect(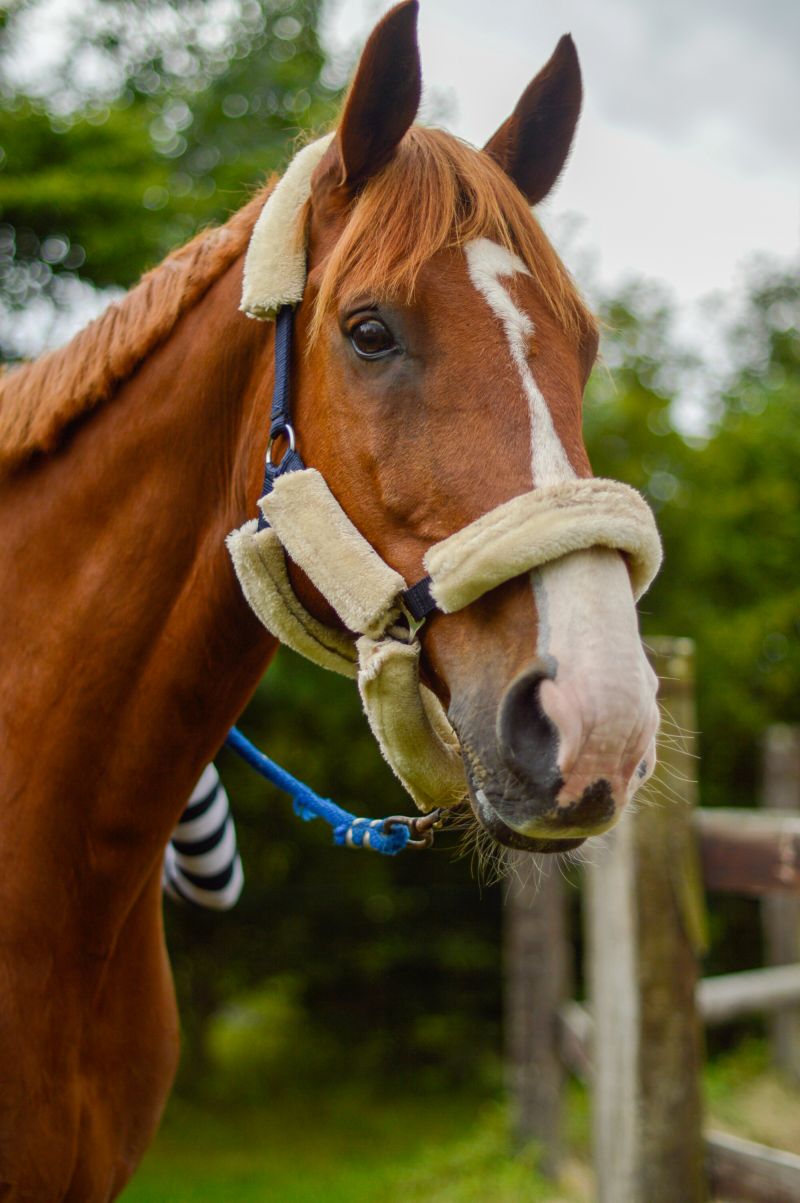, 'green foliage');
585,265,800,979
0,0,339,355
204,974,341,1099
586,265,800,813
121,1043,800,1199
0,99,189,286
705,1037,800,1154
